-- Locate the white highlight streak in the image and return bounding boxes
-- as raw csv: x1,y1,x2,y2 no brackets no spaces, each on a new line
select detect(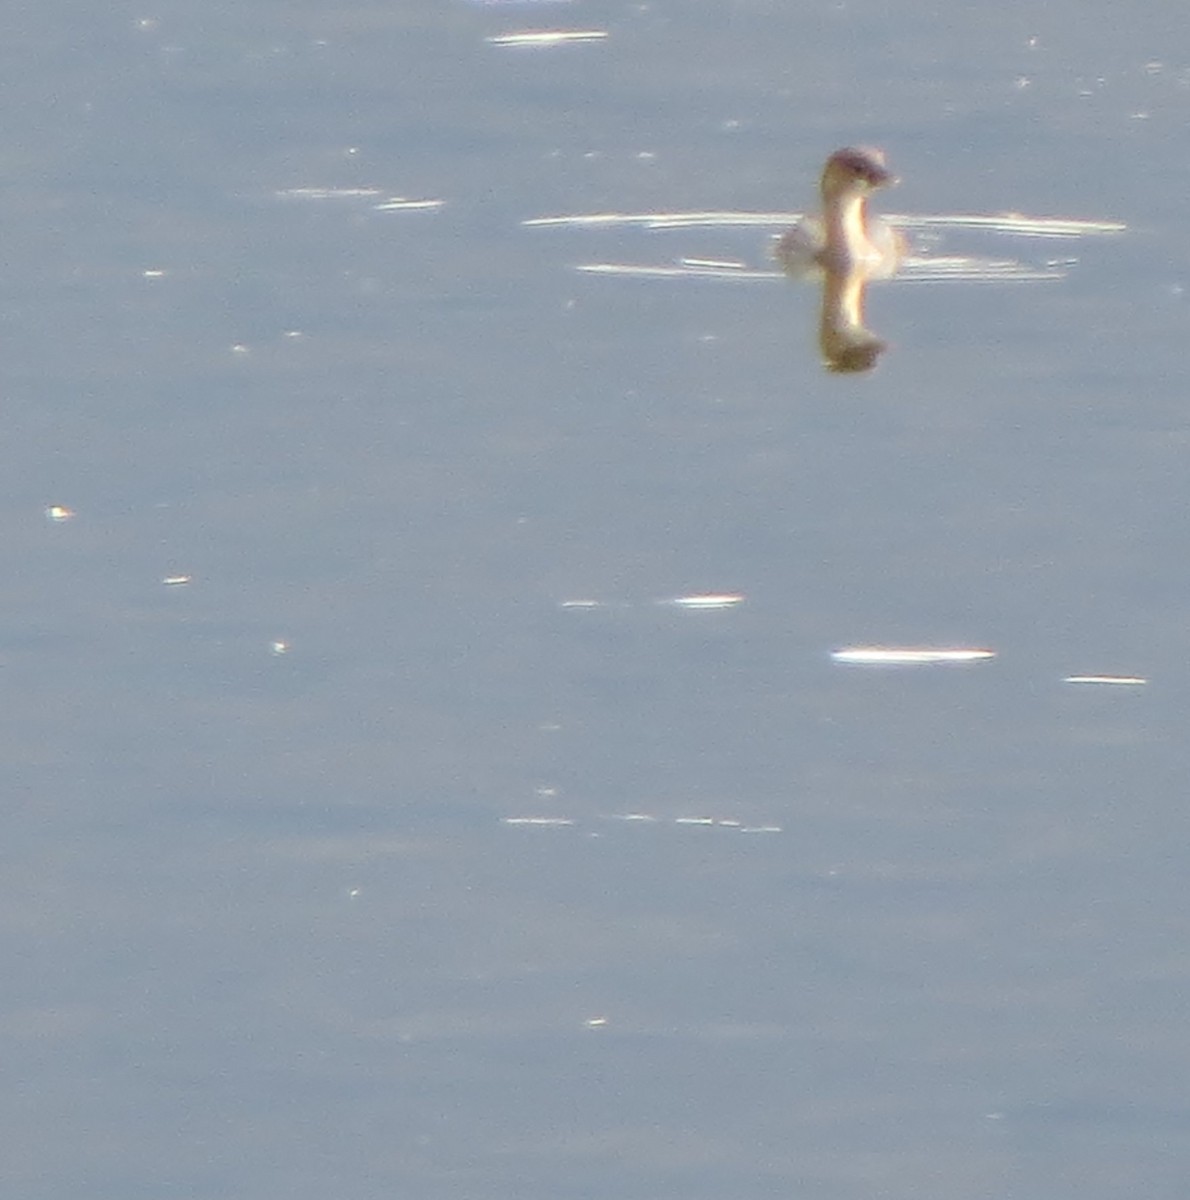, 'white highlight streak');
832,647,996,665
1063,675,1147,686
487,29,608,46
